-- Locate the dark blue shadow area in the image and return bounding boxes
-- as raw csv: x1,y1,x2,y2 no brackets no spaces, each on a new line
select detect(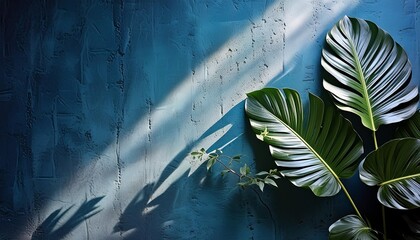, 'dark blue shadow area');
399,208,420,239
31,196,104,240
